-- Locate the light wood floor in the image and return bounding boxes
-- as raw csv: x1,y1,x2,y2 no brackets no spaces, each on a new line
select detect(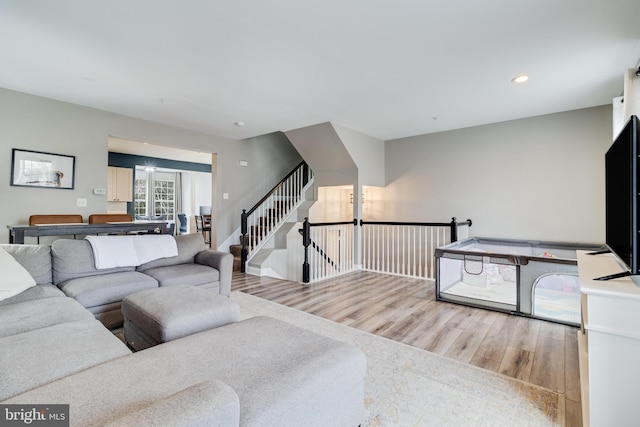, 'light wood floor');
232,270,582,427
